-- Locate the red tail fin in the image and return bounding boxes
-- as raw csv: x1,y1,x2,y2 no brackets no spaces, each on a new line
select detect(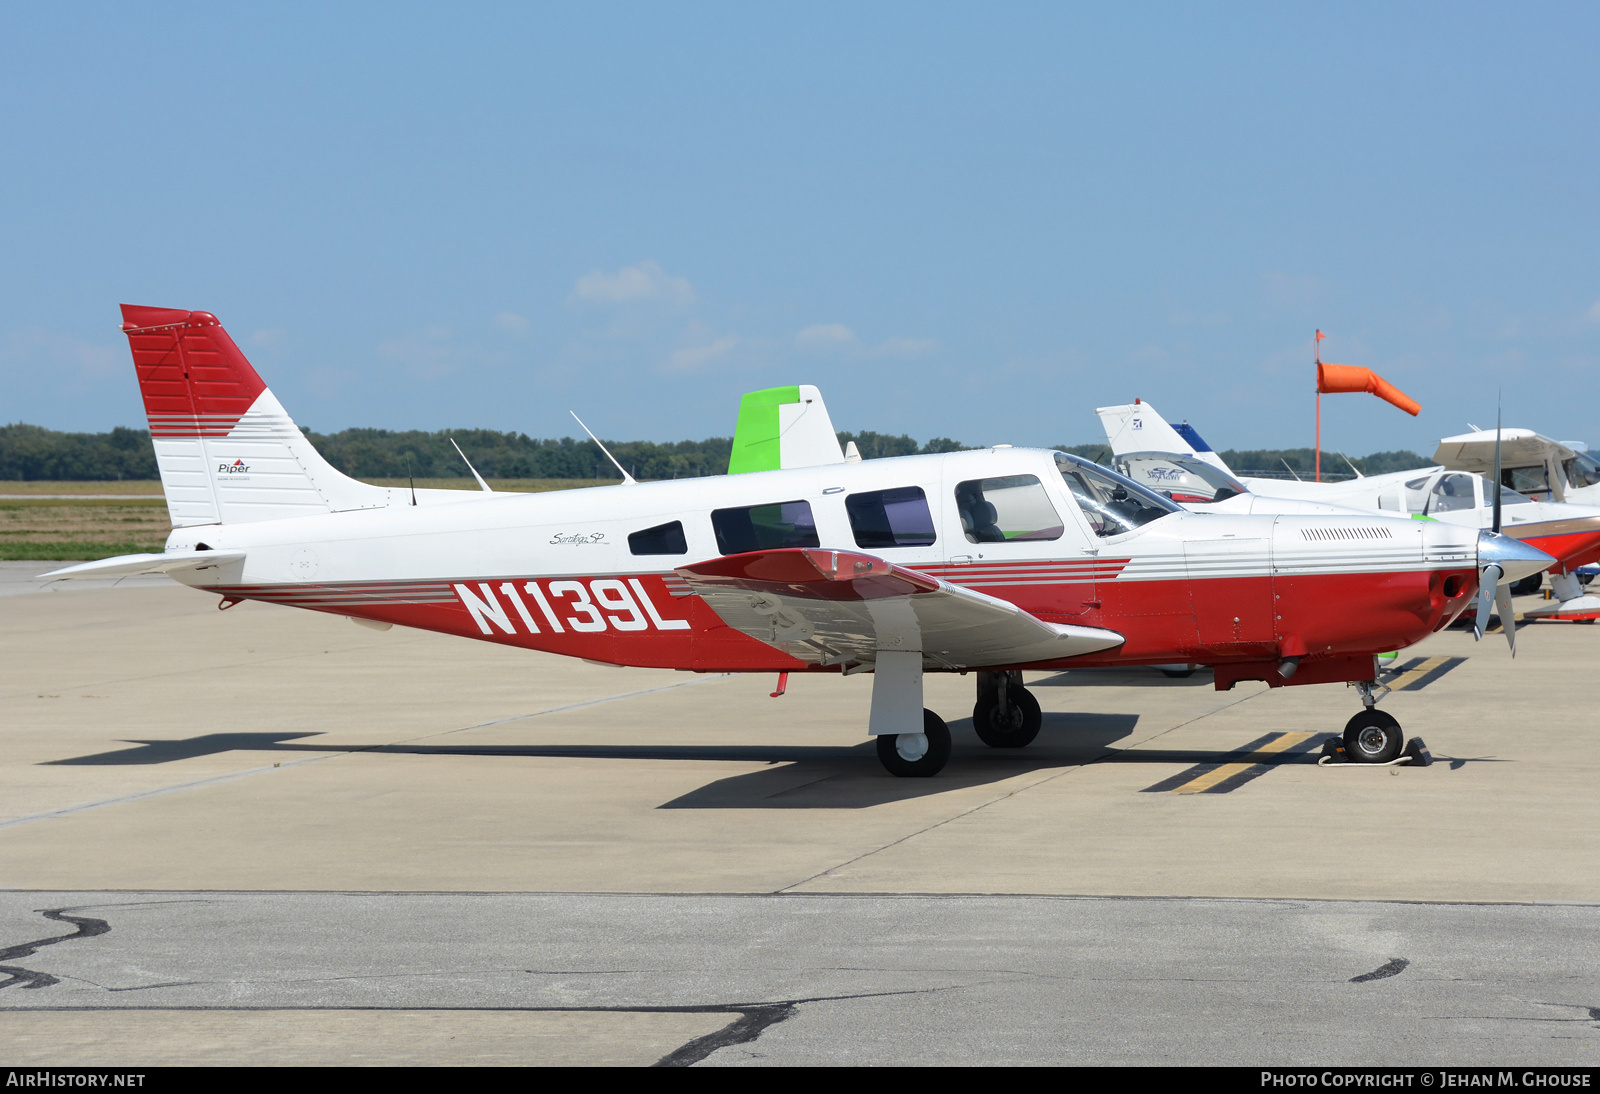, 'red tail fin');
120,305,267,437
